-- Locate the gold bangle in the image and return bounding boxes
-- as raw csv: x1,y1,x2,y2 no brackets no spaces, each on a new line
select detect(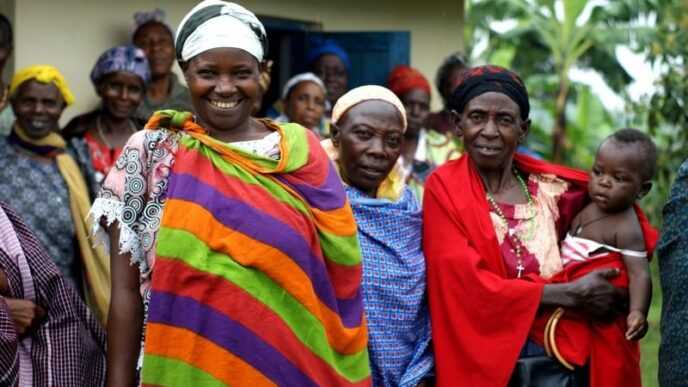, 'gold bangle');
548,307,575,371
543,309,555,357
